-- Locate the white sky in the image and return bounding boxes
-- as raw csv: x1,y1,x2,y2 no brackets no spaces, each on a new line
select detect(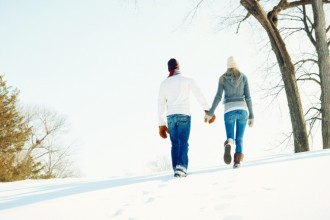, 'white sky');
0,0,322,177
